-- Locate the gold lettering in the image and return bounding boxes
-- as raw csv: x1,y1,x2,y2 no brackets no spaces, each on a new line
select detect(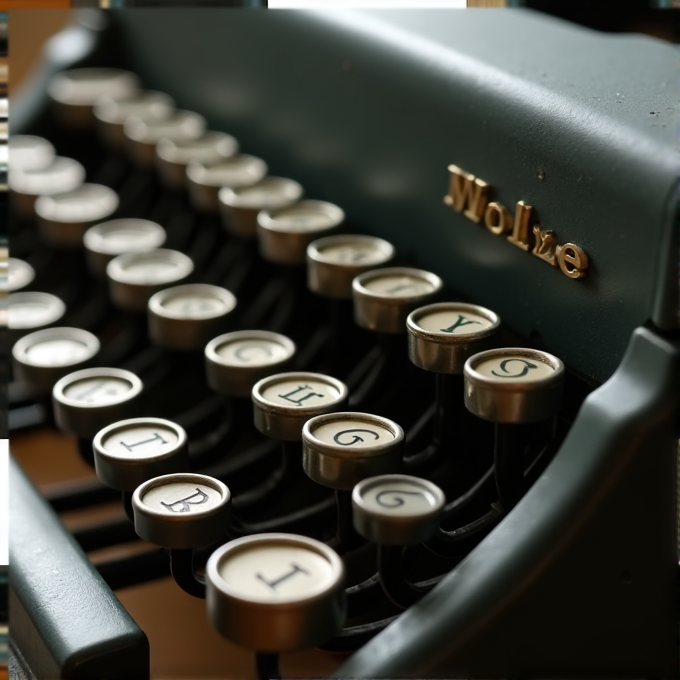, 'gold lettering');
445,164,489,223
531,226,557,266
484,202,512,235
556,243,588,279
507,201,532,251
